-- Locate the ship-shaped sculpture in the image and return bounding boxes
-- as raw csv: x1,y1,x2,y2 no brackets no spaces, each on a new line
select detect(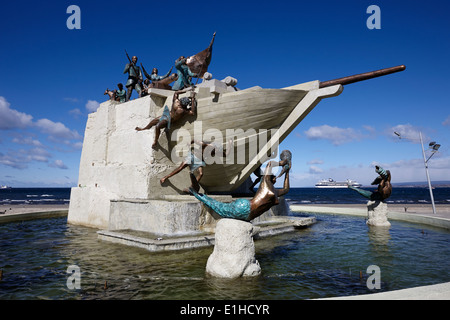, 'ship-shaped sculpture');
151,64,406,192
68,33,405,232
